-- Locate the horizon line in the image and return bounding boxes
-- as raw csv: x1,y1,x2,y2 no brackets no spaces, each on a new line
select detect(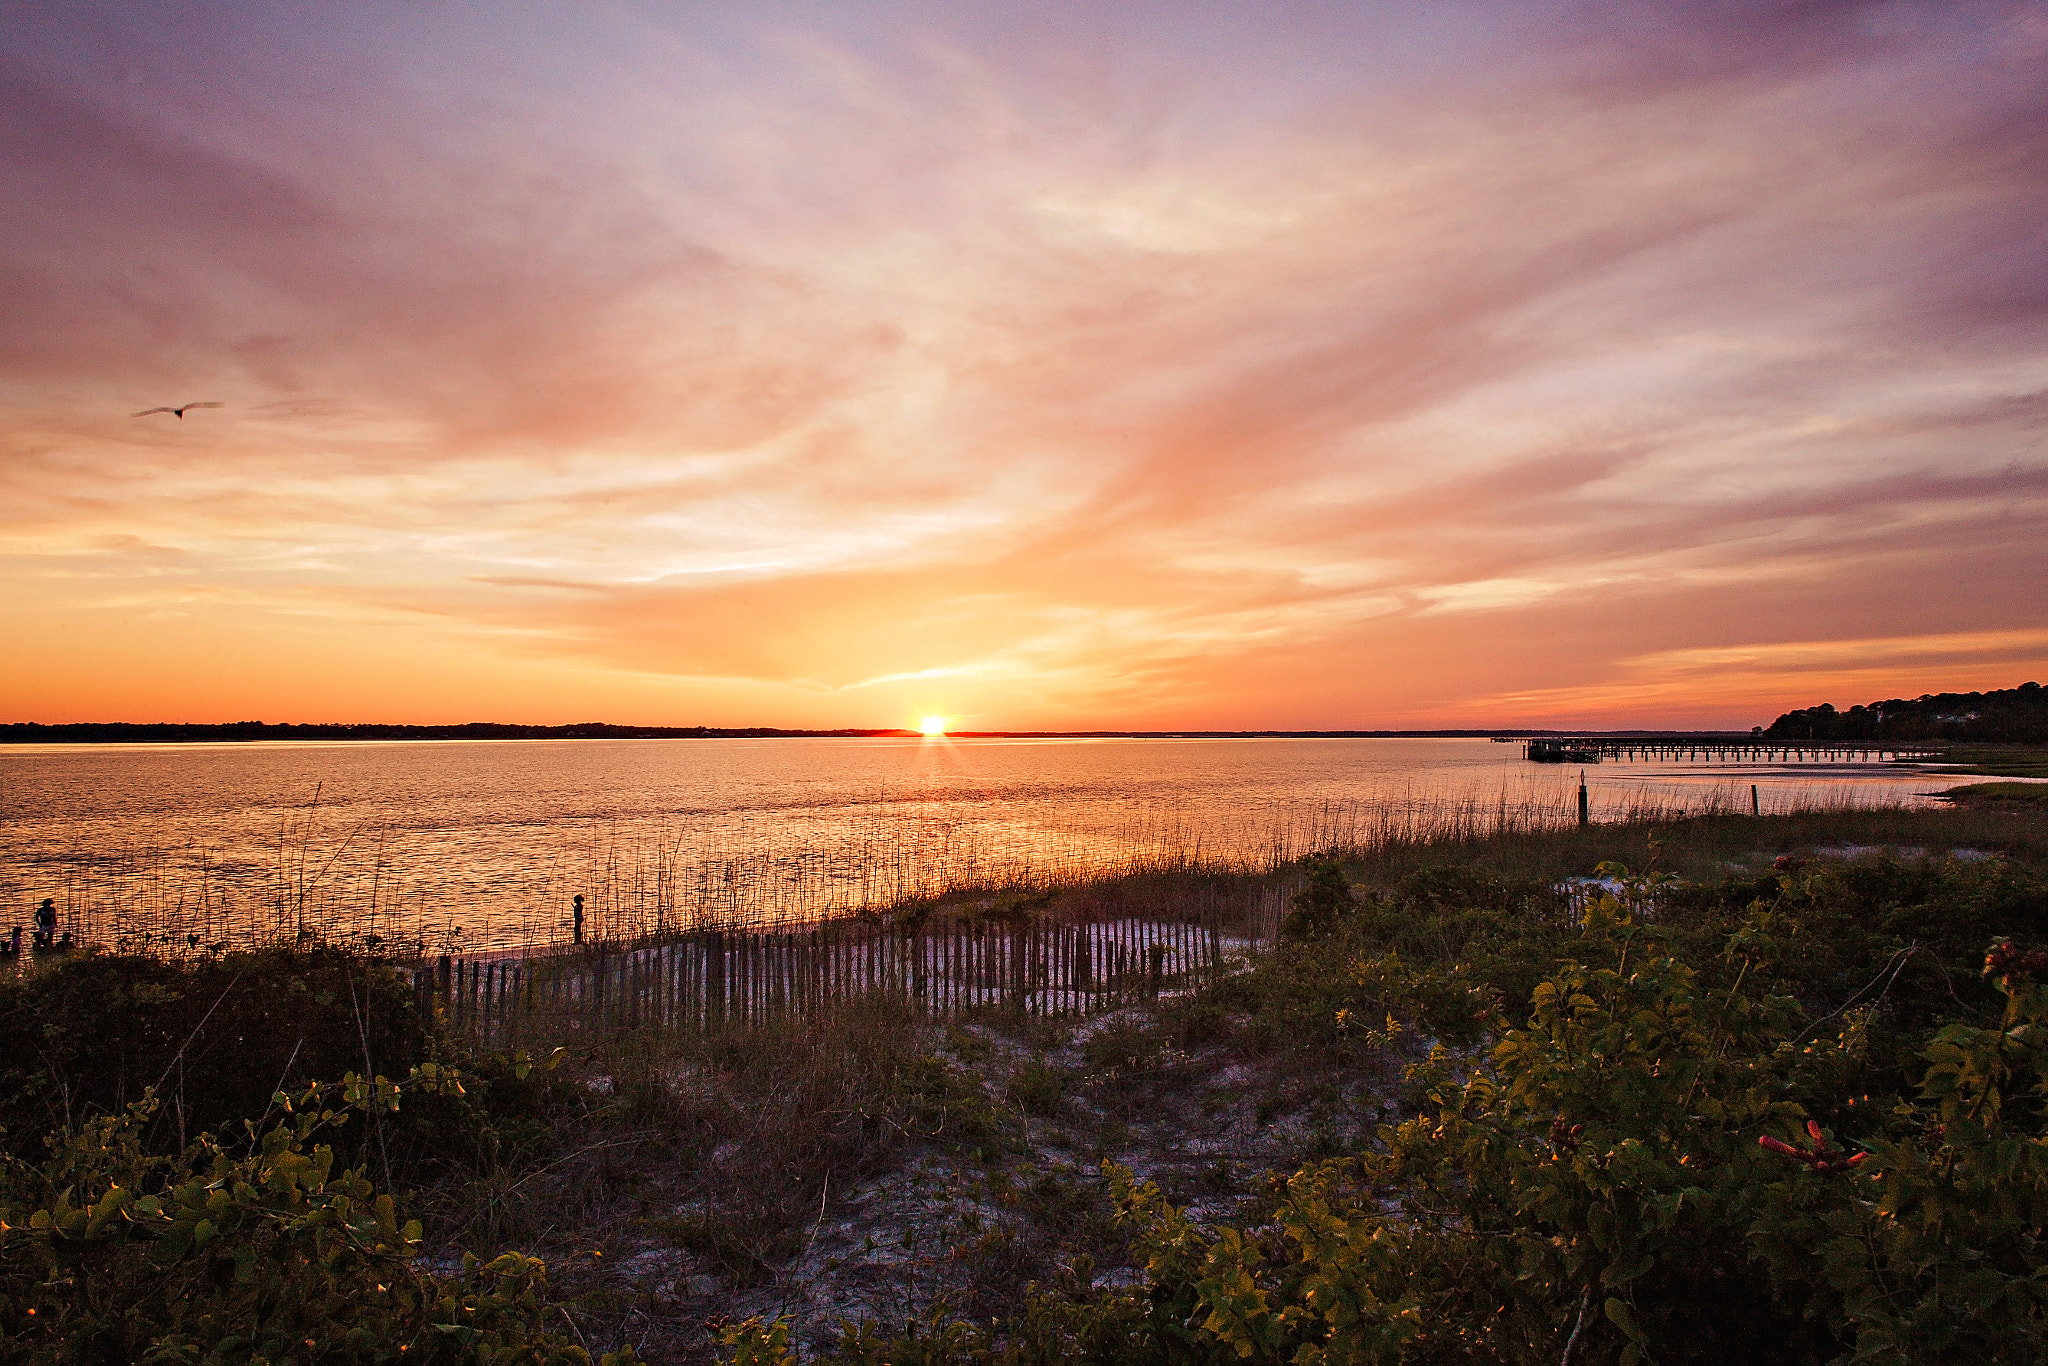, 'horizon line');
0,720,1772,744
